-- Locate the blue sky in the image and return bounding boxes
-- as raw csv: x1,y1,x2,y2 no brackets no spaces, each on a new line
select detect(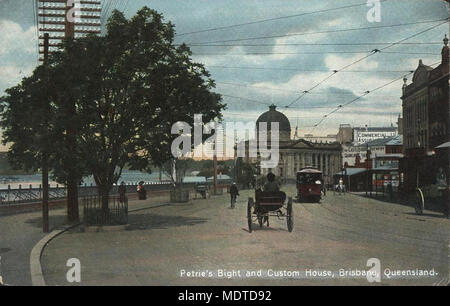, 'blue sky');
0,0,448,136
